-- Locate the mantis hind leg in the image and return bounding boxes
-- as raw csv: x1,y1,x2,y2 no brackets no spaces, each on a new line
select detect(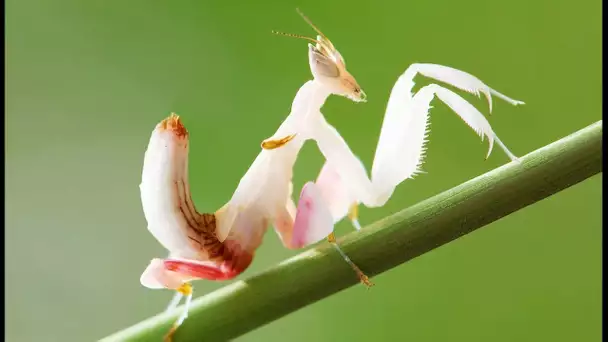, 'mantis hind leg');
165,291,183,313
163,283,193,342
